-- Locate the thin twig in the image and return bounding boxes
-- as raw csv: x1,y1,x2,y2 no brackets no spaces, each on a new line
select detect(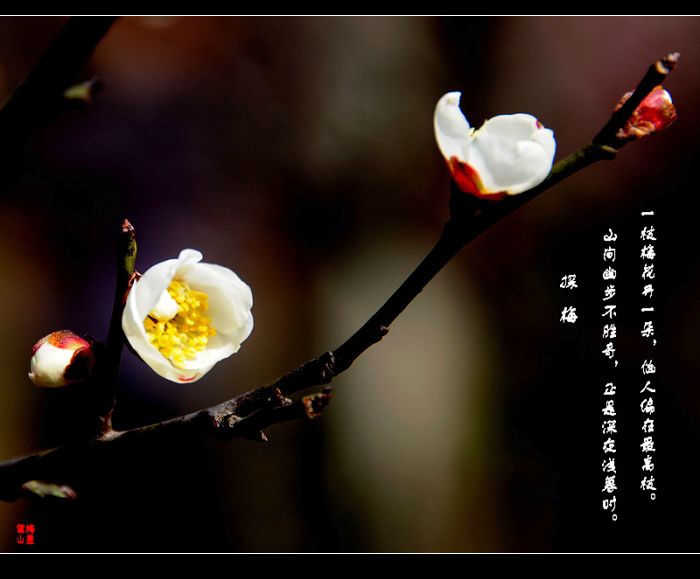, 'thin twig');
0,51,679,502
